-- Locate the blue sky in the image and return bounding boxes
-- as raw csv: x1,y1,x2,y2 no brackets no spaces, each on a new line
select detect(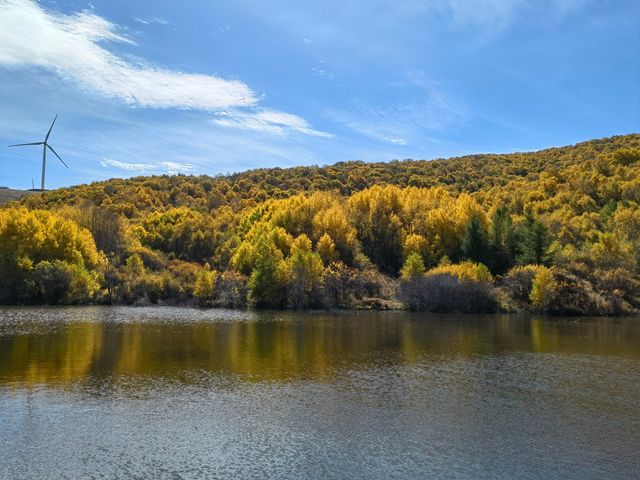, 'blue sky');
0,0,638,189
